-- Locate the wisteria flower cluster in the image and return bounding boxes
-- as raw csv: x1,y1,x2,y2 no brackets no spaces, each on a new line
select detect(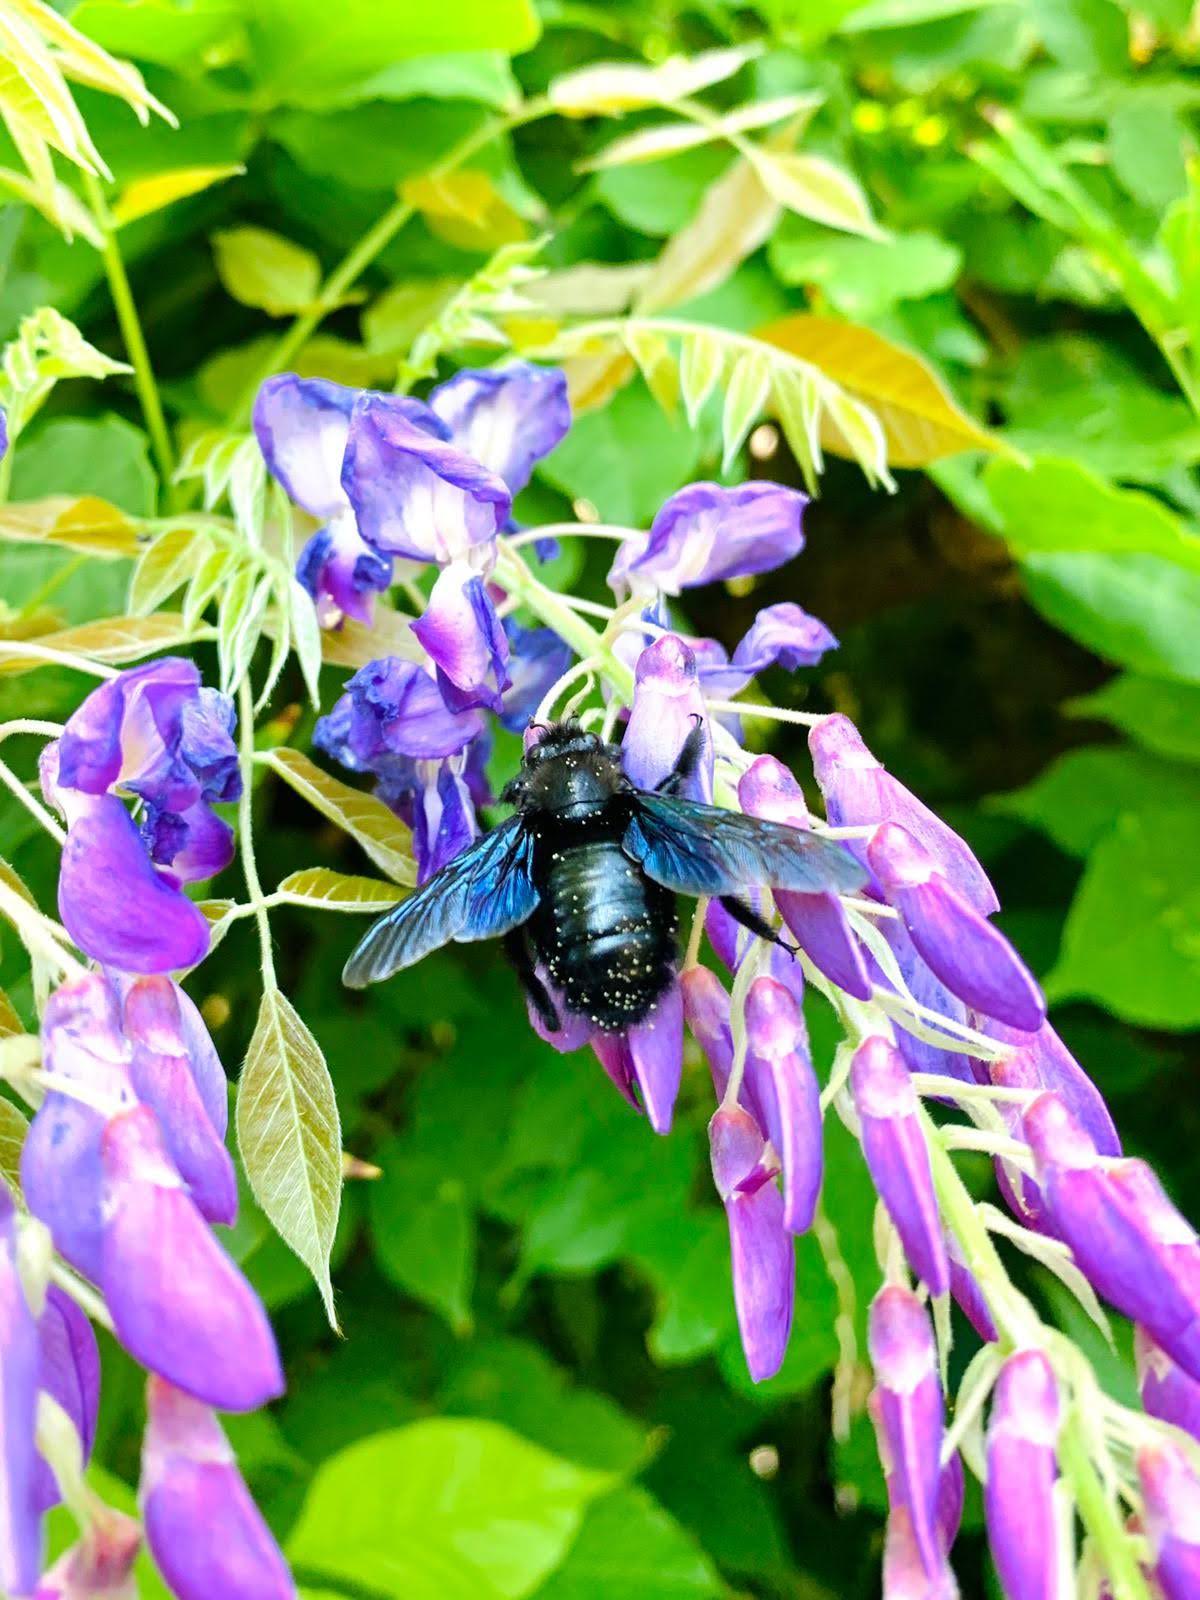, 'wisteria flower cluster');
3,352,1200,1600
